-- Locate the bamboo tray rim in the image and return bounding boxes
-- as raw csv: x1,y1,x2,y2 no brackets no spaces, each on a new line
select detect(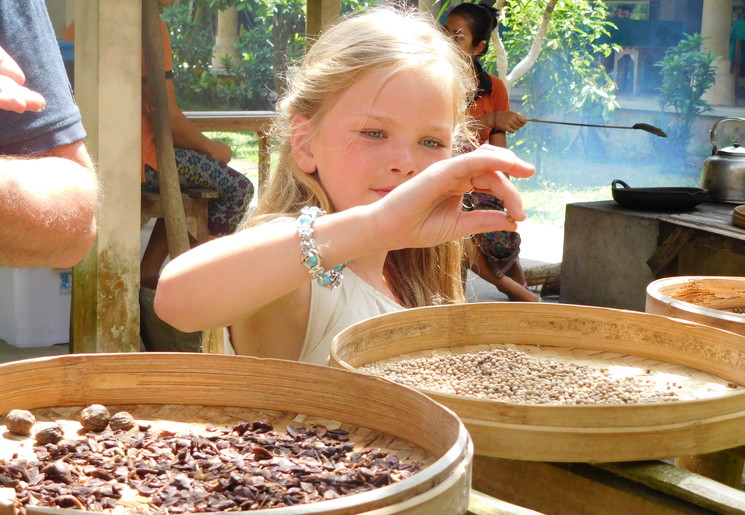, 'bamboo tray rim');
331,302,745,462
0,353,472,515
647,276,745,325
331,303,745,411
